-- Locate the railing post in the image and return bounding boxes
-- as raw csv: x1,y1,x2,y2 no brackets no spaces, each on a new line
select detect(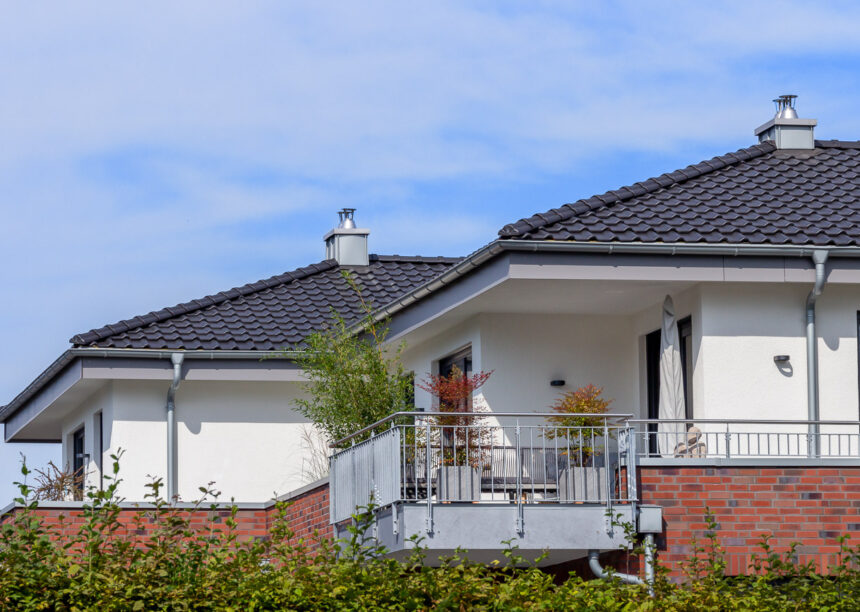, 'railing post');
515,419,523,534
604,420,612,508
626,425,638,503
725,423,731,460
425,419,433,534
